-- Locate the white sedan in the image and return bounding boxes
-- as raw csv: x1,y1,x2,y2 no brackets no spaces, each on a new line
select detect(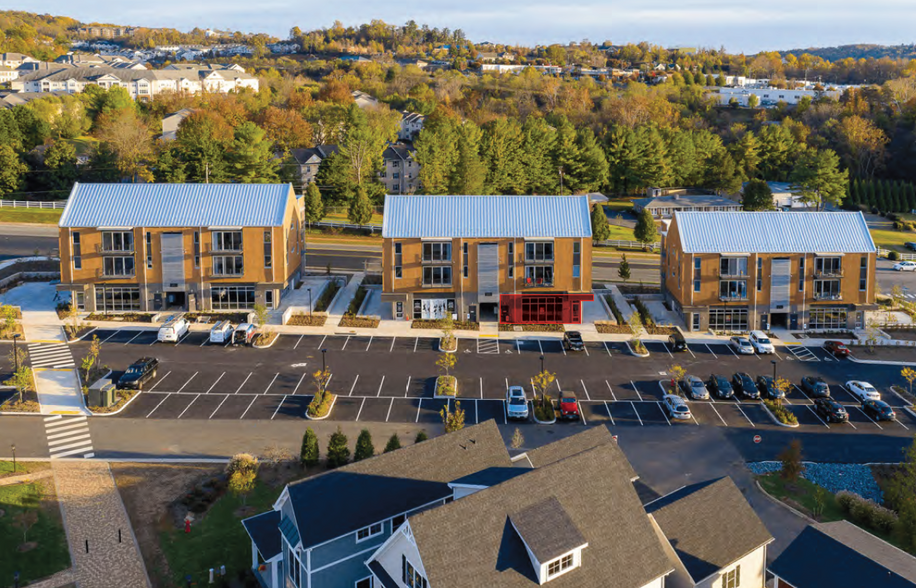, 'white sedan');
845,381,881,401
663,394,692,421
729,336,755,355
893,261,916,272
